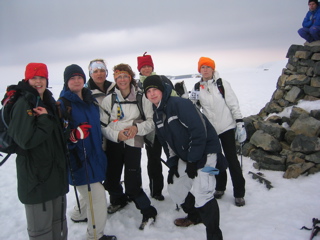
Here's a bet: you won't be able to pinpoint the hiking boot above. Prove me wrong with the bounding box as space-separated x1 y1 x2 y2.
214 191 224 199
152 194 165 201
99 235 117 240
235 197 245 207
142 205 157 222
174 216 201 227
70 206 88 223
107 202 127 214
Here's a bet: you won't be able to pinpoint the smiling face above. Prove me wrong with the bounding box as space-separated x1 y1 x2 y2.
146 87 163 107
67 75 84 94
140 65 153 77
115 73 131 91
28 76 47 98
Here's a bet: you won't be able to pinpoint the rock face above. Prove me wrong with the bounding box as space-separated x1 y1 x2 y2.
242 43 320 179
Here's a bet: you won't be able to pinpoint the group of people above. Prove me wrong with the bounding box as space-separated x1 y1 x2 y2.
7 53 247 240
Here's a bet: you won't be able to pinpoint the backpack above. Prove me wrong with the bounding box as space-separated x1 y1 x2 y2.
0 85 26 166
108 90 155 146
193 78 225 108
110 90 145 121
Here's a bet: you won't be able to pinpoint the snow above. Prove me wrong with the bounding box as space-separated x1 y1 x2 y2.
1 59 320 240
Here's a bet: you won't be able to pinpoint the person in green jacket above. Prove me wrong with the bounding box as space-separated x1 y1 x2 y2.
8 63 69 240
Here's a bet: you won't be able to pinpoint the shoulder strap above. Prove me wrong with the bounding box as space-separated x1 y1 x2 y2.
194 82 200 91
136 91 145 120
216 78 225 99
57 97 72 128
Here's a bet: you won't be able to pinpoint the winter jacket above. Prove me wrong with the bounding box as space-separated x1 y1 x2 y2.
100 85 154 148
85 78 116 150
302 6 320 28
153 83 221 169
191 71 243 135
59 87 107 186
85 78 115 105
8 81 69 204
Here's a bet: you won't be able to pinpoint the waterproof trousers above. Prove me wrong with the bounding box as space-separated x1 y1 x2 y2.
25 195 67 240
298 26 320 43
104 140 152 213
77 182 107 240
168 154 223 240
145 135 164 197
215 129 245 198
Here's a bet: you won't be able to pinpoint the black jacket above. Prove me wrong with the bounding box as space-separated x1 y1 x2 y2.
153 83 222 169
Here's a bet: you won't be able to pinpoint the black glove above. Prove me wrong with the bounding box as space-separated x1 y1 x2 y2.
185 162 198 179
167 165 180 184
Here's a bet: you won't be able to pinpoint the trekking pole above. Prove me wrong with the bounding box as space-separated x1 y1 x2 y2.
66 148 81 214
82 141 97 240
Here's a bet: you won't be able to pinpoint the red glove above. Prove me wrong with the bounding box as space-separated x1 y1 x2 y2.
69 122 92 143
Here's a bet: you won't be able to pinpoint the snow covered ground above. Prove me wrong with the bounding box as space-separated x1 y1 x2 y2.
1 59 320 240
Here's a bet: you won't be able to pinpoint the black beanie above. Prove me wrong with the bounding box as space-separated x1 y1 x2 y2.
143 75 164 97
309 0 319 5
64 64 86 86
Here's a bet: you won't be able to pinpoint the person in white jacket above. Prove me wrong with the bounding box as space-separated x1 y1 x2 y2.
100 63 157 227
190 57 247 207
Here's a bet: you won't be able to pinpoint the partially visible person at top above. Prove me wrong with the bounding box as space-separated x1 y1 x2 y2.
100 63 157 229
298 0 320 43
190 57 247 207
143 75 224 240
59 64 116 240
7 63 69 239
70 59 116 224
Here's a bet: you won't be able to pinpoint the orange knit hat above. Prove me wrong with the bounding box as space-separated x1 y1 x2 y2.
198 57 215 73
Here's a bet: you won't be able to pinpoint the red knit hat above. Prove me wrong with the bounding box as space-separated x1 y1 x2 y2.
198 57 215 73
24 63 48 81
137 52 154 72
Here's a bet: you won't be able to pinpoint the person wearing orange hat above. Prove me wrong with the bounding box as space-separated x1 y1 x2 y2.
7 63 69 239
190 57 247 207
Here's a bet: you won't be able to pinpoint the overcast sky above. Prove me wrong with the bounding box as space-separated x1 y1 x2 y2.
0 0 306 87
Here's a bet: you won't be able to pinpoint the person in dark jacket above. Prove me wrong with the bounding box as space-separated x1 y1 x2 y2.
70 59 116 223
143 75 223 240
8 63 69 240
59 64 116 240
298 0 320 43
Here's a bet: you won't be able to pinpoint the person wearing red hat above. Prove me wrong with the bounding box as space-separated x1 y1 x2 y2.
8 63 69 239
298 0 320 43
190 57 247 207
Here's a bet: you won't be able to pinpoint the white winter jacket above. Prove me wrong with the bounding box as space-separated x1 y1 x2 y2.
190 71 243 135
100 85 155 148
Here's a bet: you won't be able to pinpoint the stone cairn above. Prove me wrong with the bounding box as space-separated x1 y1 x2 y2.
242 43 320 179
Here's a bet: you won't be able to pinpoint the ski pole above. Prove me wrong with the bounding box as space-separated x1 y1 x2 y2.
82 141 97 240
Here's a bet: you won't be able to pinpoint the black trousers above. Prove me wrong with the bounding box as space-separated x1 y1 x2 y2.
145 135 164 197
104 140 151 212
181 193 223 240
215 129 246 198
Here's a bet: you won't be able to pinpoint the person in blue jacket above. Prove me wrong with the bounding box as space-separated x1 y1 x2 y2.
298 0 320 43
143 75 223 240
59 64 116 240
